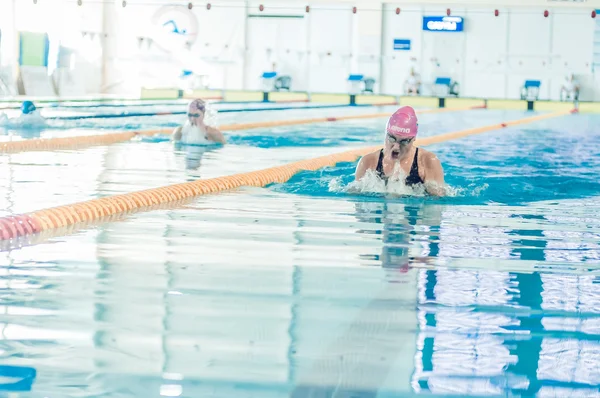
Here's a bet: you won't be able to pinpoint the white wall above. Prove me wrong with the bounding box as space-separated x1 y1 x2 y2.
0 0 599 99
307 2 353 93
381 5 597 100
0 0 104 95
0 0 16 95
102 1 247 93
194 2 247 90
462 8 509 99
244 3 308 91
0 0 16 68
60 1 104 95
381 5 422 96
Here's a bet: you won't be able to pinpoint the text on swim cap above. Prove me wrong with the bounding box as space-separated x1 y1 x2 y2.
389 125 412 134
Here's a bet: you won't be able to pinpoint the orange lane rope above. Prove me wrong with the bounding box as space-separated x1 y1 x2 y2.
0 109 573 245
0 106 477 154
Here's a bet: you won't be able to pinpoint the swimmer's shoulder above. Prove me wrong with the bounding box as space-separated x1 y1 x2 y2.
205 125 226 144
360 149 381 168
355 149 380 180
416 147 444 183
417 148 442 169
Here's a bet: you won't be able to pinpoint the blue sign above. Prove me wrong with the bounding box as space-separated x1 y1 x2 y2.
422 16 464 32
393 39 411 51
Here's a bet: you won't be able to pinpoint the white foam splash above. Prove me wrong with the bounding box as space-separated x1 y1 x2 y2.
329 164 488 199
203 102 218 126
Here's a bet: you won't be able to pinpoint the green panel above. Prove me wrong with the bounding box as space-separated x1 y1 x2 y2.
19 31 49 67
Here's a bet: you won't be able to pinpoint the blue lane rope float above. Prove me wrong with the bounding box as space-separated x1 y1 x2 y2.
0 365 37 392
42 104 370 120
0 99 310 111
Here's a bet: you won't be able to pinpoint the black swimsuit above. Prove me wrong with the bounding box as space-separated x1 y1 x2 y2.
375 148 424 186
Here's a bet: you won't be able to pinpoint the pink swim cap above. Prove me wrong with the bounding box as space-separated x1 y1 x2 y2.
386 106 418 138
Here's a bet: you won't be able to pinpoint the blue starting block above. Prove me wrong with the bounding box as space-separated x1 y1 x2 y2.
348 74 364 105
261 71 278 101
348 74 364 82
521 79 541 110
434 77 452 86
347 74 376 104
262 72 277 79
433 77 459 107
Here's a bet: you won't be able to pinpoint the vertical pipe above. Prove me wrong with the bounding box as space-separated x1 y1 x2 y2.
11 0 19 89
305 3 311 99
504 8 511 99
378 4 385 95
242 0 250 91
548 9 554 100
101 0 112 93
350 5 358 76
420 5 426 96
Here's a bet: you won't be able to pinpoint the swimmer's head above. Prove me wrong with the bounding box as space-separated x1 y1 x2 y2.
386 106 418 139
21 101 37 115
187 98 206 125
385 106 417 159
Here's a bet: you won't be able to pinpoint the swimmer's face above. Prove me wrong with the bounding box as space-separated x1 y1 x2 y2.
385 133 413 159
187 108 204 125
187 100 206 126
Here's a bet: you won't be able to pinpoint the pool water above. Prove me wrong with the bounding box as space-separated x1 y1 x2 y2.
0 104 599 397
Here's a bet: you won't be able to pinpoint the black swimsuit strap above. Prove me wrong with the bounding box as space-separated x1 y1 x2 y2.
406 148 423 186
410 148 419 176
376 149 385 178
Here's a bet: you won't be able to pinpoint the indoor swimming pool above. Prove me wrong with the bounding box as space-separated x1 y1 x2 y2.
0 103 599 397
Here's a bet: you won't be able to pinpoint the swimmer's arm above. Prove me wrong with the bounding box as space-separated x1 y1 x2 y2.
206 126 226 145
172 126 182 141
423 154 446 197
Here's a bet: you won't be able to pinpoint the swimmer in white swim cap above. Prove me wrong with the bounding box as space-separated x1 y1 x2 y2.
172 99 226 145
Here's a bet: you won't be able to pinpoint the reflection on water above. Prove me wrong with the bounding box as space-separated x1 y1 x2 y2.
1 191 599 397
173 142 219 171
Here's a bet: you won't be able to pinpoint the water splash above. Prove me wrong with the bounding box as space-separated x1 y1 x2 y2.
329 168 488 200
204 102 218 127
0 112 47 129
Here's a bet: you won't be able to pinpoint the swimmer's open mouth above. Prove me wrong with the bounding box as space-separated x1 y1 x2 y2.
391 150 400 159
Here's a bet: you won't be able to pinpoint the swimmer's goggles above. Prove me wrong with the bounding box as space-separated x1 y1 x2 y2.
187 104 206 118
386 134 413 146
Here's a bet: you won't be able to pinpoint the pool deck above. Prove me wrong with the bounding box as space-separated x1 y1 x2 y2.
137 88 600 113
2 89 598 113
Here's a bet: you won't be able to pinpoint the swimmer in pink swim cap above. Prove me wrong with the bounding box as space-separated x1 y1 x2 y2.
172 98 226 145
355 106 446 196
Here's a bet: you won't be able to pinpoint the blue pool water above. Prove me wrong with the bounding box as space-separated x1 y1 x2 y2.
0 104 599 397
